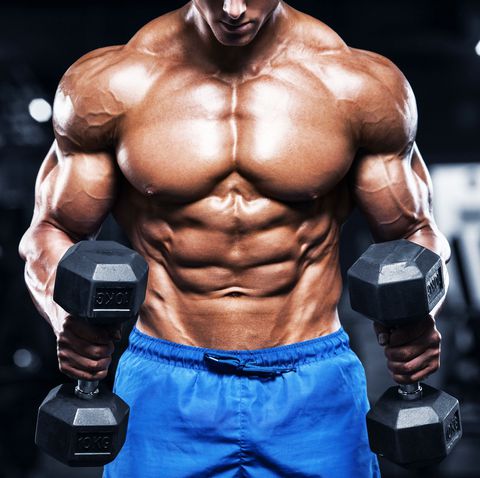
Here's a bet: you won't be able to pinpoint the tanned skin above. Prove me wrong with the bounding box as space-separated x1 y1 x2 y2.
19 0 450 386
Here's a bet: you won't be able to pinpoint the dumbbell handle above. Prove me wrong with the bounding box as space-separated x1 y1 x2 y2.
75 380 100 400
398 382 422 401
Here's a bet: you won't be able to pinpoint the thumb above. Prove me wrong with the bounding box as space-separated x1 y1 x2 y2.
373 322 391 346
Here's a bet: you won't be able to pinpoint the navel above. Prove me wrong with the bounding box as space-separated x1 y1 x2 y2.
224 292 246 298
145 186 155 197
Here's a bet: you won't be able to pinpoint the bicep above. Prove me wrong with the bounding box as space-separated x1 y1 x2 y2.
32 141 117 240
351 143 434 241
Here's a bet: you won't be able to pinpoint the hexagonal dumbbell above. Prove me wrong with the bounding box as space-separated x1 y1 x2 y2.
35 241 148 466
348 239 462 468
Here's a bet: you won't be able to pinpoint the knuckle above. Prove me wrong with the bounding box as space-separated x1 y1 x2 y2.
88 359 102 371
432 332 441 346
88 358 109 372
95 370 108 380
57 350 69 361
391 360 412 374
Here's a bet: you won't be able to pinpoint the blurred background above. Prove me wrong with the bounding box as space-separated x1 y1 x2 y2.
0 0 478 477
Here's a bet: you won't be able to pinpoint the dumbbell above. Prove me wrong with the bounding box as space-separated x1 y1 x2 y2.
348 239 462 468
35 241 148 466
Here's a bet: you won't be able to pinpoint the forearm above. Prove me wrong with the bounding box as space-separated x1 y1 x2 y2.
404 223 451 264
19 221 76 335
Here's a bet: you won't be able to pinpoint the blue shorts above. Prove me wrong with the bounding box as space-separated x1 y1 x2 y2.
104 327 380 478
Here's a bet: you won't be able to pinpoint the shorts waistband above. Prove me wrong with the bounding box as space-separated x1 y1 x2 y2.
127 327 351 373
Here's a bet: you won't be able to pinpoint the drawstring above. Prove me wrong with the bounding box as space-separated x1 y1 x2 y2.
204 353 296 378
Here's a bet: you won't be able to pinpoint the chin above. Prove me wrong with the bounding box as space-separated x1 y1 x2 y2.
213 29 257 47
218 37 254 47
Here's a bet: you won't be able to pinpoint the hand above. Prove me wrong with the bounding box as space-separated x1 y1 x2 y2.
56 315 122 381
374 315 441 384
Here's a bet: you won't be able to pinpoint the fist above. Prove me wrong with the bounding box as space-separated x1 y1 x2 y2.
56 315 121 381
375 315 441 384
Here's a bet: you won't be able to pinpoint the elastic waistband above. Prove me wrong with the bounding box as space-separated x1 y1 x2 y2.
127 327 351 372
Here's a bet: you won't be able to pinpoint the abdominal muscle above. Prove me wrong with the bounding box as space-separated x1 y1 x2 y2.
115 182 345 350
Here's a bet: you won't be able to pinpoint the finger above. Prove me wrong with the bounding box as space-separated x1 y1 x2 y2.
373 323 391 346
58 333 114 360
63 318 115 344
384 327 441 362
59 361 109 381
387 348 440 376
388 316 435 347
59 348 111 375
392 362 439 384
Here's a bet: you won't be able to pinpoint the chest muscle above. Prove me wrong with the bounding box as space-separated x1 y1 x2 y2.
116 72 354 202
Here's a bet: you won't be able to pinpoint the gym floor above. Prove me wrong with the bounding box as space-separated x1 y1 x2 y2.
1 1 479 477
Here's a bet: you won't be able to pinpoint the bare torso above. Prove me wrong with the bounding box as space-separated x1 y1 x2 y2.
25 2 441 351
112 6 358 348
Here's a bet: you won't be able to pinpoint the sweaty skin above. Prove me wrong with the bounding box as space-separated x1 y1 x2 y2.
20 1 450 384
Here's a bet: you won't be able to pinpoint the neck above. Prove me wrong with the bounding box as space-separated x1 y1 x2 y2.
183 2 290 73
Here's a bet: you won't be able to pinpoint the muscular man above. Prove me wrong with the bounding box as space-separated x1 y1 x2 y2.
20 1 450 476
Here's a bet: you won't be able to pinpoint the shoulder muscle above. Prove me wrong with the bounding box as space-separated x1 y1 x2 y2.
53 45 157 153
350 49 418 154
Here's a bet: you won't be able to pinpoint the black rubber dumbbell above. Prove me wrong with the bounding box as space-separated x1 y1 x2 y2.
35 241 148 466
348 239 462 468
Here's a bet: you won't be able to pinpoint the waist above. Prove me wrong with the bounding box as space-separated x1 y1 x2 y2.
137 294 342 349
126 326 350 371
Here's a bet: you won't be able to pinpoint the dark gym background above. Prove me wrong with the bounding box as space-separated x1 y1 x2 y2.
0 1 479 477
